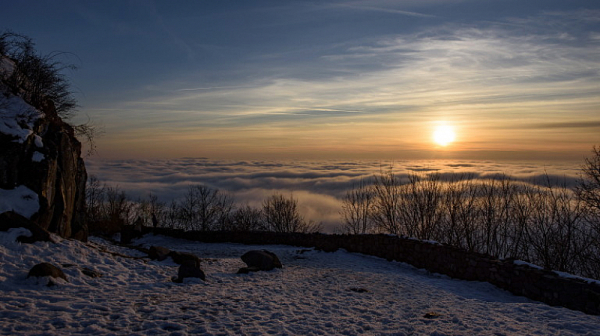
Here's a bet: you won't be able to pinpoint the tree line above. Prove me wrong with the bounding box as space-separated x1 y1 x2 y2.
85 179 321 237
87 147 600 279
340 146 600 279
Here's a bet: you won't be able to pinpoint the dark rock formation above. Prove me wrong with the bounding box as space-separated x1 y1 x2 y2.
148 246 171 261
174 260 206 282
0 89 87 241
0 211 53 243
169 251 201 266
27 262 68 284
240 250 282 271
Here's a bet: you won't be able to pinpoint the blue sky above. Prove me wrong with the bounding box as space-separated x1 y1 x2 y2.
1 0 599 160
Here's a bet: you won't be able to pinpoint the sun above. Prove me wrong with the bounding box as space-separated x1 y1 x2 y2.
433 125 456 147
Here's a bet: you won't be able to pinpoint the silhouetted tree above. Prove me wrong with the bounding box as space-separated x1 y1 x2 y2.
341 179 375 234
231 204 264 231
262 193 320 233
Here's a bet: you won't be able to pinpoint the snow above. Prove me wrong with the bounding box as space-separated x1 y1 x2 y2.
513 260 544 270
32 151 45 162
34 134 43 147
552 271 600 286
0 185 39 218
512 260 600 285
0 90 42 143
0 233 599 335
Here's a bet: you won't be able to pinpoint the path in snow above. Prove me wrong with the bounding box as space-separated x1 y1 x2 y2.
0 230 599 335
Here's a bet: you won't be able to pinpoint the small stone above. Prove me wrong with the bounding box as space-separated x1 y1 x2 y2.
28 263 68 285
237 266 261 274
81 267 102 278
423 312 441 319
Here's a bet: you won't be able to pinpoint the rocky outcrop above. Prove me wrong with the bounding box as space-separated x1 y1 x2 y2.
0 56 87 241
0 211 53 243
240 250 283 272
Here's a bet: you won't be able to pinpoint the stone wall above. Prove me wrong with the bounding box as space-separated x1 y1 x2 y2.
152 228 600 315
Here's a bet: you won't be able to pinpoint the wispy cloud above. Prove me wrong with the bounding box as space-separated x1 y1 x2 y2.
334 3 436 18
91 8 600 159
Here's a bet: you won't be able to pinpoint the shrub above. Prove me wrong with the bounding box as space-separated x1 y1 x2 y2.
0 31 77 119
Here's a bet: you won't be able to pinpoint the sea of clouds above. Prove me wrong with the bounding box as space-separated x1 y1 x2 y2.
87 158 582 232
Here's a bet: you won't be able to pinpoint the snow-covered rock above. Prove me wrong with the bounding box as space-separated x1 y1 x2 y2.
0 185 39 218
0 57 87 241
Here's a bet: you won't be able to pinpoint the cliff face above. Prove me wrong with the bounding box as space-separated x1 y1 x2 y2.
0 56 87 241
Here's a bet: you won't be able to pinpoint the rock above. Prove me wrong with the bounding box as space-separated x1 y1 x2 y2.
148 246 171 261
0 211 53 243
169 251 201 266
81 267 102 278
27 262 67 285
241 250 282 271
175 260 206 282
348 287 369 293
237 266 261 274
0 77 87 241
423 312 442 319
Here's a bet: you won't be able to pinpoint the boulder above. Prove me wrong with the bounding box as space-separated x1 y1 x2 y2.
174 260 206 282
27 262 67 285
241 250 282 271
0 211 53 243
169 251 201 266
148 246 171 261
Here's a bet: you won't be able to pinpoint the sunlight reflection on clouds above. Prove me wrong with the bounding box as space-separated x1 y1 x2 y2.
87 159 581 232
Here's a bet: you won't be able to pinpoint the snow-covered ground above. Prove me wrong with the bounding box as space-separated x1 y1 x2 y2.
1 231 599 336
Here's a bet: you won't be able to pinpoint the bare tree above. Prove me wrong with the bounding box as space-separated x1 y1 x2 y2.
85 175 105 225
400 173 444 240
231 204 264 231
441 175 480 251
577 146 600 225
340 179 375 234
179 185 233 231
262 193 320 233
104 185 131 226
370 167 403 234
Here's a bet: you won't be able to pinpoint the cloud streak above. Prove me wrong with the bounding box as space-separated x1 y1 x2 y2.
91 8 600 159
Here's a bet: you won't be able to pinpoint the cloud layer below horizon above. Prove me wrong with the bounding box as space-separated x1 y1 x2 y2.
87 158 582 232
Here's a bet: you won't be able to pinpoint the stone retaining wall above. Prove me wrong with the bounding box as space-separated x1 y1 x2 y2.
151 228 600 315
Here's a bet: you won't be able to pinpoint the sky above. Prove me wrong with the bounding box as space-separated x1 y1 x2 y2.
1 0 599 161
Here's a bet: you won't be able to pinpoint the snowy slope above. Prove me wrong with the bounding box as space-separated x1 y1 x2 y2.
0 231 599 335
